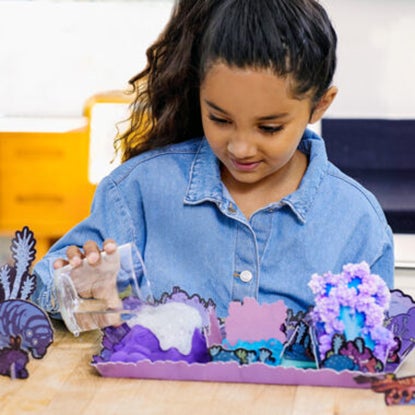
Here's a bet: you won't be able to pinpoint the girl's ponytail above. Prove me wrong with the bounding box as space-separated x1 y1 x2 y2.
119 0 220 161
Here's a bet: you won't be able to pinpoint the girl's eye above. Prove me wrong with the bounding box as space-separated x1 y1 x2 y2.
259 125 284 134
208 114 231 125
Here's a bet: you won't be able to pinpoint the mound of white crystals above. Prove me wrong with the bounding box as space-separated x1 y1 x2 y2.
128 302 203 355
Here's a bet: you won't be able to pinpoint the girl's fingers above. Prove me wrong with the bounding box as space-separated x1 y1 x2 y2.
83 240 101 265
60 240 117 269
53 258 69 269
66 245 84 267
103 239 117 254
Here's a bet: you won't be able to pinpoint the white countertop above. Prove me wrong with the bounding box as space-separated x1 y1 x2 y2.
0 116 87 133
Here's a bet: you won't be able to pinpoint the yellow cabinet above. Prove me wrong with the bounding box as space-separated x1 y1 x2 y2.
0 90 133 261
0 122 96 260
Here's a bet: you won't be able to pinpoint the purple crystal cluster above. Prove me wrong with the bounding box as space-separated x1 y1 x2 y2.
93 323 210 365
309 262 395 363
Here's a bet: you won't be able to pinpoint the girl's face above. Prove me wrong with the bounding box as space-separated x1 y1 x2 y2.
200 63 333 192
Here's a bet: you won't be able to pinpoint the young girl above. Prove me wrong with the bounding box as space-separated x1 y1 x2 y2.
33 0 394 320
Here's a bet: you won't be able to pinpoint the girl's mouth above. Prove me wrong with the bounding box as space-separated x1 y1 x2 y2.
231 158 261 172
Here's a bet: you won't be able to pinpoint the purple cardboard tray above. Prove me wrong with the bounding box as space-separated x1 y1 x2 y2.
93 358 383 388
91 287 415 389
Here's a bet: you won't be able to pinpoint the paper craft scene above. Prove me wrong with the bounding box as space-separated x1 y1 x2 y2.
1 1 415 414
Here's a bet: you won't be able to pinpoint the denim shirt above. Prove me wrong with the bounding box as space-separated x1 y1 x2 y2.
33 129 394 317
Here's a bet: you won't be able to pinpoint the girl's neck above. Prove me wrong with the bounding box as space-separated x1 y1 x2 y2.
221 150 308 219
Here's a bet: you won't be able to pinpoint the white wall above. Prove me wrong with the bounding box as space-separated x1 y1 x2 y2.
0 0 414 119
321 0 415 119
0 1 174 117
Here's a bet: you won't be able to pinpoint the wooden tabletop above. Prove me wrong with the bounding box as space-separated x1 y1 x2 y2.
1 320 414 415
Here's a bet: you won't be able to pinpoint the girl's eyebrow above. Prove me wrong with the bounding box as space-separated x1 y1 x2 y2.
204 99 289 121
204 99 228 114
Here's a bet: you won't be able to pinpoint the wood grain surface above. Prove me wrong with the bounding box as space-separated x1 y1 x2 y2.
1 320 414 415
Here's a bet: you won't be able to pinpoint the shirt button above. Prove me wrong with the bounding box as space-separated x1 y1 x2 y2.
240 270 253 283
228 203 237 214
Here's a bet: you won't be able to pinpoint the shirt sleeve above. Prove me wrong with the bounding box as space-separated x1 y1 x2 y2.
32 175 142 314
369 223 395 289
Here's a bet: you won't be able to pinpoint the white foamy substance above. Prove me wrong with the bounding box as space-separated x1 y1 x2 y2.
128 302 203 355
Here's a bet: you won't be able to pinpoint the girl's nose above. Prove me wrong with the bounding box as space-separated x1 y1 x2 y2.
227 135 256 159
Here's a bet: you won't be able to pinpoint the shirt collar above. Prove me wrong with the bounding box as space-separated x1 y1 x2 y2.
184 138 224 204
281 129 329 223
184 129 329 222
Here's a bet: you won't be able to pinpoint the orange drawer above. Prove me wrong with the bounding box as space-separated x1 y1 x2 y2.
0 130 88 169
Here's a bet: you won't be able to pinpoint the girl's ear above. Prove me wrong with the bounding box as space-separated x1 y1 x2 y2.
309 86 338 124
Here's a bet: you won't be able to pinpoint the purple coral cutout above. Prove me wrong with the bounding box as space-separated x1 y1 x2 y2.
0 227 54 379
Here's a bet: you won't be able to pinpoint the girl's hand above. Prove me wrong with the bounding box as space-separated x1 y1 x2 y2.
54 239 122 331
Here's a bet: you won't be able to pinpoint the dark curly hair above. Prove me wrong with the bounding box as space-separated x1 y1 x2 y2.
118 0 337 161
